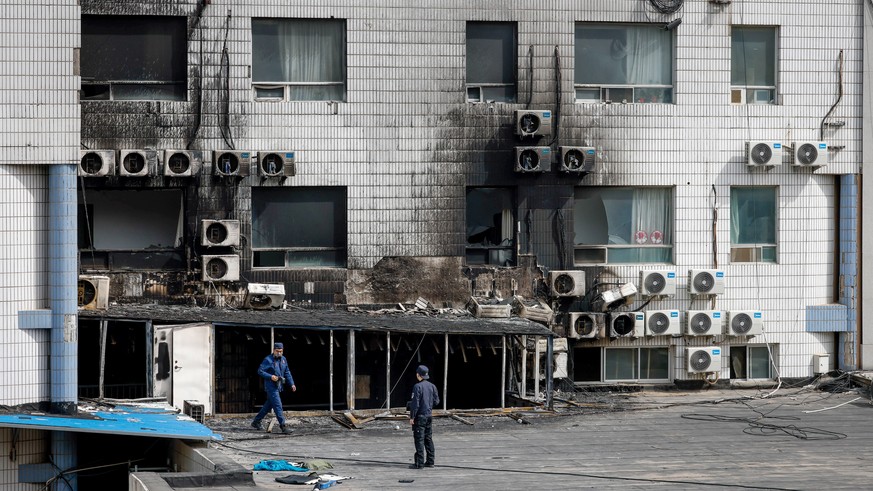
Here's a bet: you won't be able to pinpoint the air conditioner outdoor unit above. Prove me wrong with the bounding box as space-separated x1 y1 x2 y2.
202 255 240 282
258 151 296 177
726 310 763 336
639 270 677 297
78 275 109 310
791 141 828 168
558 146 595 174
607 312 643 338
549 270 585 297
214 151 252 177
78 150 116 177
514 110 552 137
515 147 550 173
687 346 722 373
645 310 681 336
244 283 286 310
685 310 723 336
746 141 782 167
183 400 205 424
118 149 152 177
163 150 206 177
568 312 605 339
688 269 725 296
201 219 240 247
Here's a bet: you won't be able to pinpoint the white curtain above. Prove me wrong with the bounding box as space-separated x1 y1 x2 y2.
631 189 671 244
626 27 668 85
501 208 513 245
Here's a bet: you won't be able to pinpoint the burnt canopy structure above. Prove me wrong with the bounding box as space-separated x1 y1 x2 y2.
79 305 554 415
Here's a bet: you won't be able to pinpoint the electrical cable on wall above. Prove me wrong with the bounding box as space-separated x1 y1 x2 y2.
710 184 718 268
556 208 566 270
218 10 236 150
525 45 534 109
819 49 843 141
549 45 561 147
186 1 208 150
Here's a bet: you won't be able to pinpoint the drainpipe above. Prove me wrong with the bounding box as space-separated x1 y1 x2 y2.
49 164 78 490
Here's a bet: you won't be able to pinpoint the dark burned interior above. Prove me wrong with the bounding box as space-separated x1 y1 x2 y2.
79 308 552 414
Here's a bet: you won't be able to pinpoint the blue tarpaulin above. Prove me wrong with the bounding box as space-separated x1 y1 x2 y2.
0 403 222 441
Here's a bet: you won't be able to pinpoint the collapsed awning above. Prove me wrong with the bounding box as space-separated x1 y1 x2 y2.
0 403 221 441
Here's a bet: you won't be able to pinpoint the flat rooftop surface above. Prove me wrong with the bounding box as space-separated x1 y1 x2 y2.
208 384 873 490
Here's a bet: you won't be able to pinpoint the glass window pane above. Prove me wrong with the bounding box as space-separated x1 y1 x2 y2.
253 251 285 268
731 187 776 245
730 346 748 379
287 250 347 268
749 346 773 378
640 348 669 379
466 22 516 85
608 247 672 264
112 83 186 101
731 27 776 86
605 348 637 380
575 24 672 86
252 19 346 85
574 188 672 246
82 16 186 84
78 189 184 250
252 187 347 248
255 86 285 99
467 188 514 248
482 85 517 103
288 84 345 101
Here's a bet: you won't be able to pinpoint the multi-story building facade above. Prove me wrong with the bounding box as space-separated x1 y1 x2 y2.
2 0 872 488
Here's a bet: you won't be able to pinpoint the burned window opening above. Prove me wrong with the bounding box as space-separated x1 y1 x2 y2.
78 189 186 271
466 22 517 103
466 187 516 266
445 335 504 409
76 434 169 490
81 15 187 101
79 320 150 400
251 187 348 268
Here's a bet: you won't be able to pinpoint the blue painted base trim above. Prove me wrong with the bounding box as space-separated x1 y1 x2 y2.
18 309 52 329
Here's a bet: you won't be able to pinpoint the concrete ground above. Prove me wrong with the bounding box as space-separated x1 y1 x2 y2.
208 382 873 490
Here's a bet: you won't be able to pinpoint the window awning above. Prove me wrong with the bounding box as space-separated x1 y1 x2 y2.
0 403 221 441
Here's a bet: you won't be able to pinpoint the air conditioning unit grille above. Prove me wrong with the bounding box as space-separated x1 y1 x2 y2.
647 313 670 334
644 273 666 294
122 153 145 174
612 314 635 336
689 313 712 334
216 152 239 175
750 143 772 165
554 274 578 295
518 149 540 171
81 153 104 175
519 113 540 134
693 272 715 293
689 350 712 371
796 143 818 165
731 313 754 334
575 315 595 337
78 280 97 306
168 153 191 174
261 153 283 175
206 258 229 279
205 223 228 245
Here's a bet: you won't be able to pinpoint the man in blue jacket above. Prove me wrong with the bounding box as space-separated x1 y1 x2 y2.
251 342 296 434
408 365 439 469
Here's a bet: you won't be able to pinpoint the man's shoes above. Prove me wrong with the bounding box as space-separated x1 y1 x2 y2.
408 464 422 469
251 421 263 430
424 463 435 468
280 425 293 434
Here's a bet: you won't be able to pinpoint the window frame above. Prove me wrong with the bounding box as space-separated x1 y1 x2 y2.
80 15 188 102
251 18 348 102
730 26 779 105
250 186 348 269
729 345 776 380
574 22 675 104
603 347 671 382
465 187 517 267
573 186 674 265
465 21 518 103
730 186 778 263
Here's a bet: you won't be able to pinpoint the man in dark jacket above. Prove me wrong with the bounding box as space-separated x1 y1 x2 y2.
408 365 439 469
251 342 296 434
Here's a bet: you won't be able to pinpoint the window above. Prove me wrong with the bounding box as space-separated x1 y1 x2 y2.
731 26 777 104
595 347 670 381
466 187 515 266
466 22 517 103
573 187 673 264
81 16 187 101
252 18 347 101
574 23 673 103
78 189 186 270
252 187 347 267
731 187 776 262
729 345 775 379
